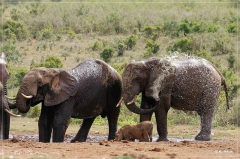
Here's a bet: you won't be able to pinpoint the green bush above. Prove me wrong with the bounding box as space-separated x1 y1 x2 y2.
162 21 179 37
112 62 128 75
31 55 63 68
106 12 123 34
227 23 237 33
207 24 218 33
227 53 236 69
7 67 28 89
143 26 155 37
26 105 41 118
45 56 63 68
2 20 29 41
36 25 54 40
0 42 19 62
145 39 160 54
171 37 193 53
179 19 201 35
100 47 114 62
91 41 101 51
124 34 138 50
211 39 233 55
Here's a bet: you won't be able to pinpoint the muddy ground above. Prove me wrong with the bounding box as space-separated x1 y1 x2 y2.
1 132 239 159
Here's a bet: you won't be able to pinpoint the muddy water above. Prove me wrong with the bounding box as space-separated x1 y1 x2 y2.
9 133 198 142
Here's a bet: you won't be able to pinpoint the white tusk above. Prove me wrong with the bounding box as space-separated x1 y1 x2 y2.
21 93 33 99
127 95 138 105
116 97 123 107
4 109 21 117
5 95 16 100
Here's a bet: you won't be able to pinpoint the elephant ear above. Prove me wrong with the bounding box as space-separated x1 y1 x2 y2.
44 70 78 106
145 59 175 101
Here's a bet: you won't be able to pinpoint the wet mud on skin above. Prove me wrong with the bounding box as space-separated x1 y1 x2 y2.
1 132 239 159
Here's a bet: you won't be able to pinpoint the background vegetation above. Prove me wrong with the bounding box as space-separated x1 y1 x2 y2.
1 0 239 129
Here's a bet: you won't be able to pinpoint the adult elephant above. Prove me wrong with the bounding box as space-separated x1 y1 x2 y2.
0 53 20 140
121 56 229 141
15 58 122 142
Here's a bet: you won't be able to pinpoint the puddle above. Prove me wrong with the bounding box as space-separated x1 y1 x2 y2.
9 133 230 143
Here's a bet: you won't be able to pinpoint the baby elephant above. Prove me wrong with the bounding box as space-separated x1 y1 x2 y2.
115 121 153 142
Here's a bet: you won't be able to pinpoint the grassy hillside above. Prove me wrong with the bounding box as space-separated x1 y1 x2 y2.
1 0 239 127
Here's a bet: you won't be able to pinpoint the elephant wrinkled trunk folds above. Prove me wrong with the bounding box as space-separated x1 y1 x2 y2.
16 88 31 113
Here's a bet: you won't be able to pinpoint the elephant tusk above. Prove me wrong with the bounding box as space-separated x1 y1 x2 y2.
21 93 33 99
127 95 138 105
4 109 21 117
5 95 16 100
116 97 123 107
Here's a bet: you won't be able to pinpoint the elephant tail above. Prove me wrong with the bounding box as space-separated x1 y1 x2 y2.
221 78 230 112
204 59 230 111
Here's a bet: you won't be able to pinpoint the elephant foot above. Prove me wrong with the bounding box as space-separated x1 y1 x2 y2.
156 137 169 142
195 133 211 141
70 137 86 143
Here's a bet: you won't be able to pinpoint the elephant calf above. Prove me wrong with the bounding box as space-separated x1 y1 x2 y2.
115 121 153 142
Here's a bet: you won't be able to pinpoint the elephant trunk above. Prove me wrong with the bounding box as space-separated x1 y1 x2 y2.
16 87 30 113
123 93 156 114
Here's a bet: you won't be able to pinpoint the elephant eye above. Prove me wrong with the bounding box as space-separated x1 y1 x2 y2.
38 81 43 87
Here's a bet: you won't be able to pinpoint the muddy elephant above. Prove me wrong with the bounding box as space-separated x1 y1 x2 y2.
14 58 122 142
121 56 229 141
0 53 19 139
115 121 153 142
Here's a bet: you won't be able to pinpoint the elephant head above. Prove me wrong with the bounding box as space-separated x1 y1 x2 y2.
122 57 175 114
16 67 78 113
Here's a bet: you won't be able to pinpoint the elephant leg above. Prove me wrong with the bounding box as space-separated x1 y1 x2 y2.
0 111 10 139
107 107 120 140
155 97 171 142
38 104 54 142
71 117 96 142
52 102 73 142
195 107 214 141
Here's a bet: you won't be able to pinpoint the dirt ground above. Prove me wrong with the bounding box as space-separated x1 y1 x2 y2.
1 131 239 159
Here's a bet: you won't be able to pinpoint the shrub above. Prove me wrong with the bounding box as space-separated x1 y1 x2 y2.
45 56 63 68
0 42 19 62
172 37 193 53
100 47 114 62
179 19 201 35
112 62 128 75
91 41 101 51
162 21 179 37
211 39 233 55
143 26 155 37
7 67 27 88
106 12 123 34
36 25 54 40
143 26 161 40
124 34 138 50
31 55 63 68
145 39 160 54
227 23 237 33
26 105 41 118
10 8 20 21
2 20 29 41
207 24 218 33
227 53 236 69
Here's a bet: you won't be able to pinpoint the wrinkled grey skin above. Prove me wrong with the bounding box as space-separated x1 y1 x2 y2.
122 56 229 141
115 121 153 142
15 59 122 142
